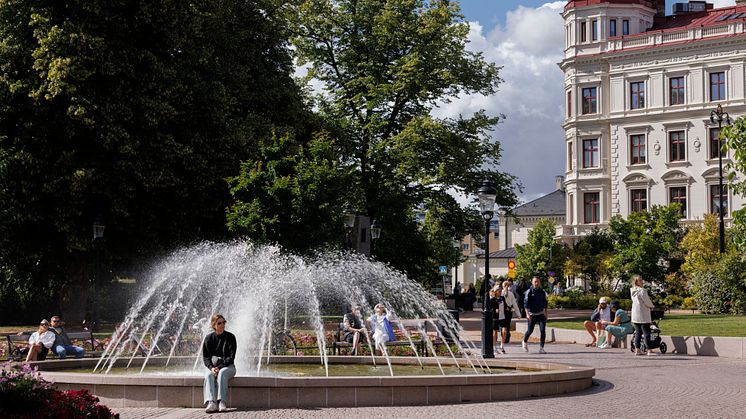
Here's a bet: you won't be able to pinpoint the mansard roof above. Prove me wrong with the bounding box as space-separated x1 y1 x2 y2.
512 189 566 217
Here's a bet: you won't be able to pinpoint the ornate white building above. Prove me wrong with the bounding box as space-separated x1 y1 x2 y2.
560 0 746 243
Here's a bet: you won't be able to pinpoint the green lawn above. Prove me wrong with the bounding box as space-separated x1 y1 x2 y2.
547 314 746 337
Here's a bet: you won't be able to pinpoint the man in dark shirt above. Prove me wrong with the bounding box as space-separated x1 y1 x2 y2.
343 306 366 355
522 277 548 354
50 315 85 358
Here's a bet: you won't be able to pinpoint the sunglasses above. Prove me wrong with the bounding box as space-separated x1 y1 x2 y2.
216 321 226 325
40 323 49 326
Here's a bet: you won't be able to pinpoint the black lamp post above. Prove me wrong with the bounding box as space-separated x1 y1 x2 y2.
370 219 381 256
92 220 105 333
710 104 731 254
477 179 497 358
343 204 355 250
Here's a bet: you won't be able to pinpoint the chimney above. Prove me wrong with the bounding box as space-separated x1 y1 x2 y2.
555 175 565 192
654 0 666 17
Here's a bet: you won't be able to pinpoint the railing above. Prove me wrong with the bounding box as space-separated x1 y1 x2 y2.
598 21 744 55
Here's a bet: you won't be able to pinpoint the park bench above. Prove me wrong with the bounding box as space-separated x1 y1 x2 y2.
3 330 104 361
331 322 427 356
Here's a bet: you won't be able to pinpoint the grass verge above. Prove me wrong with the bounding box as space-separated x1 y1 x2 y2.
546 314 746 337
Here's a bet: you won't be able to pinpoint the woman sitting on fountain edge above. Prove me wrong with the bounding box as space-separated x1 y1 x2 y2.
202 314 237 413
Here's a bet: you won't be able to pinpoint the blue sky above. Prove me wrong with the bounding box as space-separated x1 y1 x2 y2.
460 0 551 29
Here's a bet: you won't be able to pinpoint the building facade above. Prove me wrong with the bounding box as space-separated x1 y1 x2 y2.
560 0 746 243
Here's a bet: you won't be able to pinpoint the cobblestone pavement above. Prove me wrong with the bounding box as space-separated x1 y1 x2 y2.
113 342 746 419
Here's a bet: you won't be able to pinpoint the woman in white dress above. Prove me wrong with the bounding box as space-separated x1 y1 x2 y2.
369 304 394 355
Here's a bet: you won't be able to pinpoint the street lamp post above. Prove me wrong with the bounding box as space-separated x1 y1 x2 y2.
92 220 105 333
477 179 497 358
370 219 382 256
710 104 731 254
343 205 356 250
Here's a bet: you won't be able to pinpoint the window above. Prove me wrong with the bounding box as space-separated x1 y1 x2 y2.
609 19 617 37
669 131 686 162
581 21 587 42
669 187 687 217
630 189 647 213
583 139 599 168
630 134 646 165
710 72 725 101
592 20 598 41
584 192 600 224
669 77 685 105
622 20 629 35
567 91 572 118
461 243 469 250
710 127 722 159
568 141 573 170
630 81 645 109
582 87 597 114
710 184 728 216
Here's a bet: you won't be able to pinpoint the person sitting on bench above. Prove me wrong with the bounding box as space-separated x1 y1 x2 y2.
598 300 633 349
343 305 366 355
369 303 394 355
26 319 55 362
50 315 85 358
583 297 611 347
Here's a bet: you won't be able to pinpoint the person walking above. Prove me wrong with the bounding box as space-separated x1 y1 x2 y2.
500 280 520 347
202 314 237 413
630 274 657 356
522 276 548 354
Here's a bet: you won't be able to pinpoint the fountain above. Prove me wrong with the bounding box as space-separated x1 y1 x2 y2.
35 241 594 408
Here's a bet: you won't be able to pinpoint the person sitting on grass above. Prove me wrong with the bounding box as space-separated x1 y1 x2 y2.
599 300 633 349
26 319 55 362
583 297 611 347
343 305 366 355
49 316 85 359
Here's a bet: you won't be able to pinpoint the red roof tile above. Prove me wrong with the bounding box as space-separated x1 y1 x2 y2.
651 5 746 32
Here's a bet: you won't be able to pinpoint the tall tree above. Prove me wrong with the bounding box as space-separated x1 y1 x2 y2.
564 228 614 292
515 219 566 282
0 0 307 321
607 205 685 285
722 118 746 255
286 0 518 281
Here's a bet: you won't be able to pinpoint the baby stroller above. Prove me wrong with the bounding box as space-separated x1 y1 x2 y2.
630 308 667 354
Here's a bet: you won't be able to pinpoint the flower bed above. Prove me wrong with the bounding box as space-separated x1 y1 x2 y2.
0 362 118 418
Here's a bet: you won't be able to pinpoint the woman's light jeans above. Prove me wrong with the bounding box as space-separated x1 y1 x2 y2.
203 365 236 403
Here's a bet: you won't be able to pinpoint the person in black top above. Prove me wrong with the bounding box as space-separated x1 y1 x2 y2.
343 306 366 355
202 314 237 413
522 277 549 354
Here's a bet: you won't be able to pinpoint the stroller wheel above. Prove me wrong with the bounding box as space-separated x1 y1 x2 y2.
659 342 667 354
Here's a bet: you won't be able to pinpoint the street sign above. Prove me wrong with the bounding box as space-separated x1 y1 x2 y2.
507 260 515 270
508 270 516 279
439 265 448 274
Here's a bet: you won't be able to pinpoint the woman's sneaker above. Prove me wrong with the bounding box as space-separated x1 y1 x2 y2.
218 401 228 412
522 341 529 352
205 401 218 413
538 347 546 354
599 343 611 349
499 346 506 354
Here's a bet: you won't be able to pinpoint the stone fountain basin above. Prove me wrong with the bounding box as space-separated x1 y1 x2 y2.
37 356 594 408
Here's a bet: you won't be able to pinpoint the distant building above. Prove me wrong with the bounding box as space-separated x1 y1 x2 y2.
560 0 746 244
453 177 566 287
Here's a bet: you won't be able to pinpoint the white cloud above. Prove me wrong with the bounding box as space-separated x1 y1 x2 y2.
711 0 736 8
436 2 567 204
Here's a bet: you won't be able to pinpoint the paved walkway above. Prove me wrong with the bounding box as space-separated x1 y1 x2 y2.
113 311 746 418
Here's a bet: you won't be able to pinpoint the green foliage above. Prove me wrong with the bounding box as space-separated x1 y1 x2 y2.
607 205 685 285
515 219 566 281
681 297 698 311
661 295 684 309
0 0 307 319
564 228 614 292
680 214 723 278
286 0 518 283
226 132 347 252
722 118 746 256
